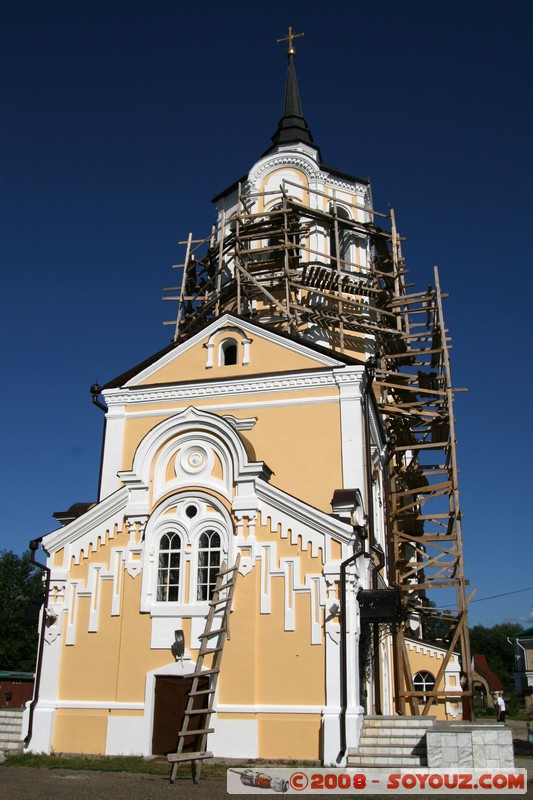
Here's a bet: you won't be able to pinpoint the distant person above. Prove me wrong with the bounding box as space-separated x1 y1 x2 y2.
495 692 506 723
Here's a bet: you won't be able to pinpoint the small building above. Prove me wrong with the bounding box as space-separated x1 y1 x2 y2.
511 627 533 708
0 672 35 709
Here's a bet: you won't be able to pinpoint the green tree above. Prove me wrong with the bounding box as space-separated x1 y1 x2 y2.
0 550 45 672
469 622 524 690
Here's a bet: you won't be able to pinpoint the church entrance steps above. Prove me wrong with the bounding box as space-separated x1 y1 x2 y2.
347 715 436 768
0 709 24 757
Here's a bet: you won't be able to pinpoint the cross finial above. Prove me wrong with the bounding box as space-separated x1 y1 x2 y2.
277 26 304 56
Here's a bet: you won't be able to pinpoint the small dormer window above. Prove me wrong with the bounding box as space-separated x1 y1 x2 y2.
220 338 238 366
205 326 251 368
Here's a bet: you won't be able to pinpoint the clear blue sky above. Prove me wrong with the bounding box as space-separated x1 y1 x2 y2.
2 1 532 628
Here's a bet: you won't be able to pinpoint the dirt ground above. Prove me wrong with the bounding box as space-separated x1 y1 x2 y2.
0 764 531 800
0 720 530 800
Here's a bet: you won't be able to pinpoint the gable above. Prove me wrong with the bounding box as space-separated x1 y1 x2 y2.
124 314 348 388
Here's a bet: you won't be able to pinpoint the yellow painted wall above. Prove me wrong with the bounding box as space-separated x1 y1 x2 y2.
219 569 258 705
405 644 461 721
245 401 341 512
259 714 321 760
120 397 342 515
136 330 330 387
407 646 447 675
53 709 108 754
59 587 122 700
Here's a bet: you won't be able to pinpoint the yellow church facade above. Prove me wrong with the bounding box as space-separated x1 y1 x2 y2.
29 315 393 763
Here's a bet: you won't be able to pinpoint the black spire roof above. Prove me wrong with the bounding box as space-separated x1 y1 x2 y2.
264 51 319 157
212 34 370 204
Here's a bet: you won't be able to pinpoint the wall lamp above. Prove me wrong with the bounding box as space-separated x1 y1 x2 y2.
171 630 185 664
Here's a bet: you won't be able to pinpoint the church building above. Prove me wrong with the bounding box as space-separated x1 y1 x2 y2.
26 31 470 767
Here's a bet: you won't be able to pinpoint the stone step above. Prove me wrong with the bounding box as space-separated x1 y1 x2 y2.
0 729 23 741
1 739 23 751
360 734 426 746
0 719 23 729
361 726 427 741
0 709 24 755
357 742 426 756
363 716 435 728
347 715 434 769
347 754 426 767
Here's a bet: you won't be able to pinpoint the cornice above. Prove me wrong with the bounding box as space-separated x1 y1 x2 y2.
322 173 369 197
249 151 321 186
333 366 366 390
42 487 129 554
104 368 364 407
256 480 355 547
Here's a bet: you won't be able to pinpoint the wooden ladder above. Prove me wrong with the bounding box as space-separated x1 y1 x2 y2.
168 555 240 784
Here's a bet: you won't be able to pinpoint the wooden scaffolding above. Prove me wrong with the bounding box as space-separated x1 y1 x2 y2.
163 182 473 716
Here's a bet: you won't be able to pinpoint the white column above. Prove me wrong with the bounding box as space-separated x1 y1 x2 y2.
334 368 366 491
25 596 64 753
322 569 342 765
99 398 125 500
344 566 364 752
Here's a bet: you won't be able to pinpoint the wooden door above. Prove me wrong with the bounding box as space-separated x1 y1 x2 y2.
151 675 208 755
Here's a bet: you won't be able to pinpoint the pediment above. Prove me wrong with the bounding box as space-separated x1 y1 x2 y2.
123 314 350 388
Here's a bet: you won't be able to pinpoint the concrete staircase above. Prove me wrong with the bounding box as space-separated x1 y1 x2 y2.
347 715 436 768
0 709 24 758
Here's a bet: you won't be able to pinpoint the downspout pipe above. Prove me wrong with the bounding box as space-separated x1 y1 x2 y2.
362 362 385 715
24 537 51 748
338 537 365 761
383 447 403 714
90 383 107 501
90 382 107 412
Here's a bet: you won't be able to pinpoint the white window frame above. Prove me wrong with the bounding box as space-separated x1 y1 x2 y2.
153 523 186 606
219 337 238 366
413 670 436 704
195 528 223 601
141 494 232 616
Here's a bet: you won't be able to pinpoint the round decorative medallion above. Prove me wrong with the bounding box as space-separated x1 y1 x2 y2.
177 445 209 476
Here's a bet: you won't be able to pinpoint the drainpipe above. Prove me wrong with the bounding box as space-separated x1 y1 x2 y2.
24 537 51 748
383 449 403 714
339 537 365 760
90 383 107 501
362 364 385 715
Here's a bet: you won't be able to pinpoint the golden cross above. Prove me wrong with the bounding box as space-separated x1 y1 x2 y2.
277 26 304 56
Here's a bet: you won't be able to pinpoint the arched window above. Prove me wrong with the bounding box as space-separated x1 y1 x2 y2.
157 533 181 602
330 205 352 267
265 201 299 264
413 670 436 704
220 338 238 366
197 530 222 601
